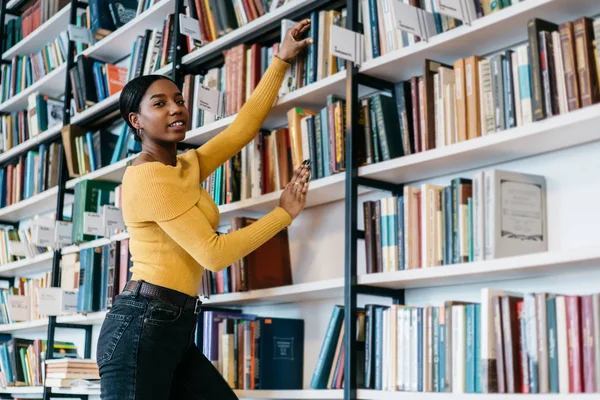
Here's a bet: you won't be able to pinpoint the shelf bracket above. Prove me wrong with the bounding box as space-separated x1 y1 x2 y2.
357 285 405 304
357 177 403 195
357 73 395 93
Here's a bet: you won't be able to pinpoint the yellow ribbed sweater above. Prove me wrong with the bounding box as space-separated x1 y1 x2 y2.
121 56 292 297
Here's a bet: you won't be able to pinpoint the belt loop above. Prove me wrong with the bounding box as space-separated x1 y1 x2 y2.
132 280 144 297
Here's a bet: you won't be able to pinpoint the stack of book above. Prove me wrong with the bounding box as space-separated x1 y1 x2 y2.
44 358 99 388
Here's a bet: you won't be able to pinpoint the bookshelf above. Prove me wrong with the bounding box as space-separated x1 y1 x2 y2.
0 0 597 399
1 3 73 60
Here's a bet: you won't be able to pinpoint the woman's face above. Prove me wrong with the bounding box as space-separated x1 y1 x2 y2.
130 79 190 144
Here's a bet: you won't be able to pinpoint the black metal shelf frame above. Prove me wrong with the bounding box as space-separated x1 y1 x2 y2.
0 0 409 398
342 1 405 399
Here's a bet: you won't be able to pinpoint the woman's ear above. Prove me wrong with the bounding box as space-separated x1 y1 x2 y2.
129 113 140 130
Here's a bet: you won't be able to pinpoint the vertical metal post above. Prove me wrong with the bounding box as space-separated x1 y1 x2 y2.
344 0 359 399
43 2 80 399
84 325 93 358
171 0 186 87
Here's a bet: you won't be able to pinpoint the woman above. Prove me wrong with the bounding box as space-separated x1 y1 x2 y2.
96 20 313 400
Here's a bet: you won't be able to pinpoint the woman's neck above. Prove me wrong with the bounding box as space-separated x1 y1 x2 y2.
140 141 178 167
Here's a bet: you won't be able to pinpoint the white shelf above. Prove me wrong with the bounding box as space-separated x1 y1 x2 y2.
82 0 174 63
0 63 66 113
217 172 348 223
360 0 600 82
57 311 108 325
182 0 311 66
358 246 600 290
359 102 600 185
66 153 139 189
2 4 72 61
0 124 63 165
203 278 345 306
0 318 48 333
234 390 343 399
356 391 599 399
0 186 74 223
61 232 130 255
0 252 54 278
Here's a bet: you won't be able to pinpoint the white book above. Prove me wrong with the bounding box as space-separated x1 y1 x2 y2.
403 308 411 390
555 296 569 393
472 171 485 262
397 307 405 391
483 169 547 260
511 51 522 127
411 308 419 391
452 305 466 393
478 59 495 135
390 305 398 391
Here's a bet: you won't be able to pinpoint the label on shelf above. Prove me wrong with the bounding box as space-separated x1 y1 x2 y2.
68 24 94 44
83 212 103 236
197 84 225 118
330 25 365 66
179 14 203 45
38 288 78 316
6 295 30 322
103 205 125 236
435 0 477 24
55 221 73 248
391 1 438 41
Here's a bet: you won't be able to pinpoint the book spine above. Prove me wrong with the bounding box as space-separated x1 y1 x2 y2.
566 296 582 393
581 295 596 393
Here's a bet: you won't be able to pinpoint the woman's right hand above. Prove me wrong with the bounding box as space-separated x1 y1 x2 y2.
279 160 311 220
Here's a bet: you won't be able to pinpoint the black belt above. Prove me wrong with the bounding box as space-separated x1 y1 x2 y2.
123 280 202 314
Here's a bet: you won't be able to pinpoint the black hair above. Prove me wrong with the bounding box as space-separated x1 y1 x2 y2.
119 74 180 142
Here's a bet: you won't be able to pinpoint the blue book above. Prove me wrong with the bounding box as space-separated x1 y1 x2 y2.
397 196 405 270
433 307 440 392
474 304 481 393
439 308 446 392
374 306 385 390
320 108 330 177
466 304 476 393
310 305 344 389
256 317 304 389
547 297 559 393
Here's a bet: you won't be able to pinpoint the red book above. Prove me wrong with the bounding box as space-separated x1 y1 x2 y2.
567 295 583 393
516 300 530 393
581 295 596 393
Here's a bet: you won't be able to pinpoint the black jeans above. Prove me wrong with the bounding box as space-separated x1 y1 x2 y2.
96 283 238 400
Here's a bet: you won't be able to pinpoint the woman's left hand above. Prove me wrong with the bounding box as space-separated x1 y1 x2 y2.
277 18 313 63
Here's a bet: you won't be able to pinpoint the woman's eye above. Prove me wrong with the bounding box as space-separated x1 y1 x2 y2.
177 100 185 105
154 102 164 107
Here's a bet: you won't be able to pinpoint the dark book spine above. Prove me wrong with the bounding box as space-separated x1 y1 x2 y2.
547 297 559 393
374 306 383 390
503 50 516 129
364 305 374 388
493 296 506 393
374 200 383 273
502 296 521 393
491 54 505 131
528 19 558 121
574 17 600 107
363 201 374 274
559 22 581 111
411 77 421 153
